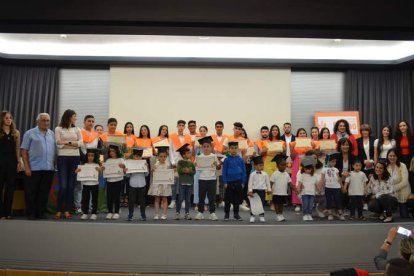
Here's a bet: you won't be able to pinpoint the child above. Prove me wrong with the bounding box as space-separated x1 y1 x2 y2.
319 153 346 221
102 143 126 220
247 156 271 223
126 147 149 221
195 136 220 220
148 146 173 220
344 159 368 220
270 155 292 222
76 148 102 220
222 141 246 221
297 157 319 221
176 143 196 220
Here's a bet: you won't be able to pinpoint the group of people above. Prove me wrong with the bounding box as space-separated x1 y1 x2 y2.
1 109 414 223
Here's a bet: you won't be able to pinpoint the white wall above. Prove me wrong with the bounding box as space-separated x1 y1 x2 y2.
109 67 291 140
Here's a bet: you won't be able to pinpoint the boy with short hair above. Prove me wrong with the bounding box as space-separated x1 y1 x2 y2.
344 159 368 220
176 143 196 220
222 141 246 221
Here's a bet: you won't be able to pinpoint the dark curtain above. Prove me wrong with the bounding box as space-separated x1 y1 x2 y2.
0 65 59 134
344 70 413 137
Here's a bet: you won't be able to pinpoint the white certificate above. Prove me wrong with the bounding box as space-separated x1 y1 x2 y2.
267 141 283 152
237 139 248 150
153 169 175 184
246 147 256 156
103 162 124 178
76 165 99 182
153 139 170 148
319 139 337 151
295 138 312 148
142 147 153 158
107 135 126 145
125 159 148 173
196 155 216 169
249 193 265 216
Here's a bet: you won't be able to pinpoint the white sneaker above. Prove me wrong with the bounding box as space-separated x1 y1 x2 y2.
153 215 160 220
75 208 83 215
339 214 346 221
363 203 368 211
80 214 88 220
328 214 334 221
294 206 301 212
303 215 308 221
279 215 286 221
249 216 255 223
209 213 218 221
181 201 185 209
90 214 97 220
168 201 176 209
307 215 313 221
105 213 113 220
239 204 250 212
112 213 120 220
219 202 225 208
276 215 282 222
316 208 326 218
195 212 204 220
259 216 266 223
160 215 167 220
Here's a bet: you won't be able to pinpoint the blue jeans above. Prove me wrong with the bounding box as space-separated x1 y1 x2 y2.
57 156 80 212
176 185 192 214
301 195 315 215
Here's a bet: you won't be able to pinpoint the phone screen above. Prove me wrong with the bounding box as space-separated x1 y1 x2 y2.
397 227 412 237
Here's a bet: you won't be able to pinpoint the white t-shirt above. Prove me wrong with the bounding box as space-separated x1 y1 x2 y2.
270 170 291 195
104 158 125 182
79 163 99 186
197 153 219 180
322 167 341 189
374 139 396 159
345 171 368 196
298 173 318 195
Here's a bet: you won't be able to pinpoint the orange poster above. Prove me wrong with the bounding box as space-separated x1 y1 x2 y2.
314 111 361 138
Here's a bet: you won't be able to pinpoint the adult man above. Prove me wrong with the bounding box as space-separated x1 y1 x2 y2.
212 121 229 206
21 113 56 220
187 120 198 141
281 122 296 158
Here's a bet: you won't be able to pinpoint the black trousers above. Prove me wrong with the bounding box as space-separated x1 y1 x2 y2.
24 170 54 218
368 194 398 217
198 179 216 213
0 160 17 217
81 185 98 214
224 181 243 215
349 195 364 217
128 186 146 216
107 180 123 213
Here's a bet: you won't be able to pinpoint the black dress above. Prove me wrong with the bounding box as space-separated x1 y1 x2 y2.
0 131 18 218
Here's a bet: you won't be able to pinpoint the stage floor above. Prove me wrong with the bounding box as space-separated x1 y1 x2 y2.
0 205 412 274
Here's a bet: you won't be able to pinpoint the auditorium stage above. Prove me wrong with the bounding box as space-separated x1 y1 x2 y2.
0 206 412 274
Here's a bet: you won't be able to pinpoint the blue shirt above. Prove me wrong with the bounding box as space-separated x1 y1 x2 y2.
222 155 246 184
21 127 56 171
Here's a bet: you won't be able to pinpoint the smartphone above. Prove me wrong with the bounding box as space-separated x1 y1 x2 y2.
397 226 412 237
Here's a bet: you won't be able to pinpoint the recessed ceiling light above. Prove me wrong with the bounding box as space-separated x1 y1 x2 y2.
333 39 342 43
60 34 68 39
198 36 210 40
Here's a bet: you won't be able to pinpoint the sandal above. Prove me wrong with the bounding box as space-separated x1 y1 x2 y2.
63 212 73 219
54 212 62 220
383 216 393 223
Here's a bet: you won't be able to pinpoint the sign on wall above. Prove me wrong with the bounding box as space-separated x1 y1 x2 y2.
314 111 361 138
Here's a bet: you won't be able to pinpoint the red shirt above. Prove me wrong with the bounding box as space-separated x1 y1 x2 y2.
400 136 410 155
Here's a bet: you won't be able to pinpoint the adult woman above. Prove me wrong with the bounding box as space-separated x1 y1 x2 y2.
387 149 411 218
374 125 396 164
263 125 285 179
55 109 83 219
331 119 358 156
395 120 414 168
335 138 356 179
151 125 169 155
0 111 20 219
356 124 375 176
310 126 319 142
367 161 398 223
123 122 136 150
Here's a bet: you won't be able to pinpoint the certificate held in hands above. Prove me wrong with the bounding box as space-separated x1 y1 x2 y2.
107 135 126 145
153 139 169 153
126 159 148 173
142 147 153 158
103 162 124 178
196 155 216 169
77 165 99 182
237 139 248 150
295 138 312 148
267 141 283 152
153 169 174 184
319 139 337 151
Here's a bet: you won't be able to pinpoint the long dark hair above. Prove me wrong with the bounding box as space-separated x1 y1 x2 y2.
318 127 330 140
395 120 414 141
296 128 307 137
241 128 249 139
333 119 351 135
123 122 135 135
377 125 393 154
158 125 169 138
387 148 401 167
373 161 390 181
59 109 76 129
139 124 151 138
269 124 281 141
337 137 354 154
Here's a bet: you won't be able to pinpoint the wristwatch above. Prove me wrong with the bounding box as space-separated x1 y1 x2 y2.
384 239 392 245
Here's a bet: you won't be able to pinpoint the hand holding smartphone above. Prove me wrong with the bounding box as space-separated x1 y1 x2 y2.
397 226 412 237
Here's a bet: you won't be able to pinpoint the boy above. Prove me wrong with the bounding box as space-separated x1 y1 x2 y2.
211 121 229 206
270 155 292 222
222 141 246 221
176 143 196 220
126 147 149 221
344 159 368 220
195 136 220 220
248 156 271 223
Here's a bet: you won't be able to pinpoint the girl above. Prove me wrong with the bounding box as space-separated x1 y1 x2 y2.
331 119 358 156
310 126 320 143
135 124 153 206
318 127 331 141
0 111 21 219
122 122 135 206
102 144 126 220
395 120 414 168
76 148 102 220
290 128 315 212
152 125 169 156
55 109 83 220
367 161 397 223
297 157 319 221
193 125 209 209
94 124 104 136
148 148 173 219
374 125 396 164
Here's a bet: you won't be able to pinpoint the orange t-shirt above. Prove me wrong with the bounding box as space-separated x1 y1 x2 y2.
125 135 136 148
135 137 152 148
